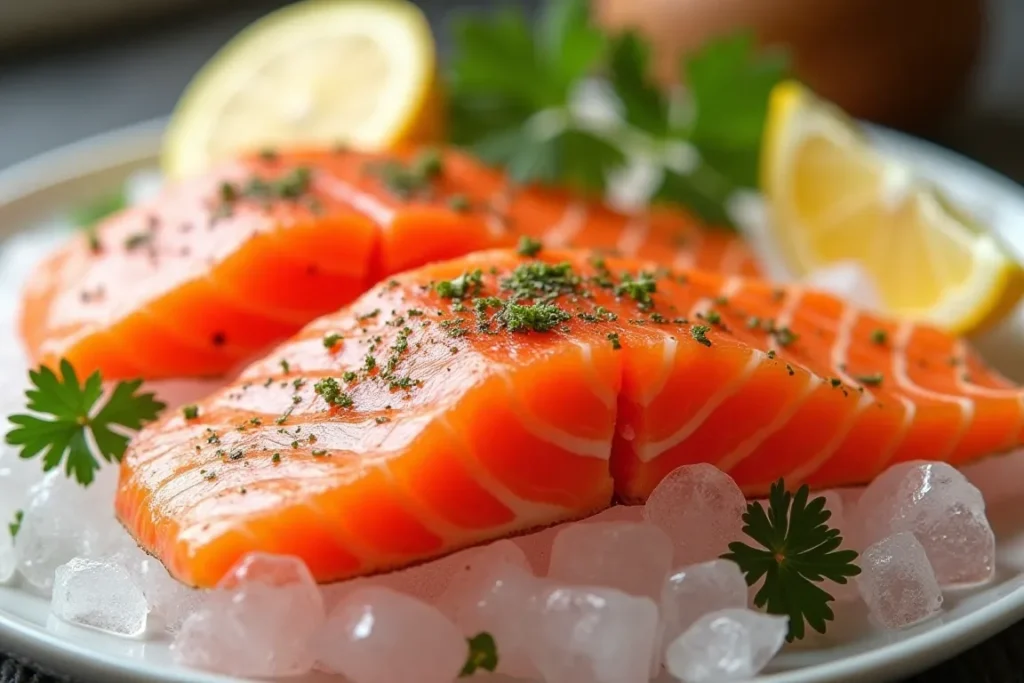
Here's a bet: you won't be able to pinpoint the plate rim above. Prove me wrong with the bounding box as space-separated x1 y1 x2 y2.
2 120 1024 683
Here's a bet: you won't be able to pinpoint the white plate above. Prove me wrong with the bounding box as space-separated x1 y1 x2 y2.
4 121 1024 683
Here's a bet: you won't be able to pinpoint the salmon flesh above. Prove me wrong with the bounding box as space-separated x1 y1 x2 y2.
21 148 756 381
115 248 1024 587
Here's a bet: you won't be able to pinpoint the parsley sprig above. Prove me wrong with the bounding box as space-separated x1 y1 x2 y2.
4 359 166 486
722 479 860 641
460 631 499 677
447 0 788 225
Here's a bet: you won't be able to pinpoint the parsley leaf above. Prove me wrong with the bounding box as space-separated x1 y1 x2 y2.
8 509 23 540
722 479 860 641
446 0 790 224
4 359 166 486
683 32 789 188
460 631 499 676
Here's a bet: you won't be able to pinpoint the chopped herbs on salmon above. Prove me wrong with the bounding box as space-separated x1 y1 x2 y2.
691 324 712 347
704 310 722 325
613 271 657 309
447 194 471 212
607 332 622 350
313 378 354 408
499 302 571 332
771 326 799 347
436 270 485 299
502 262 580 301
870 329 888 345
365 148 444 200
323 332 342 349
182 404 199 420
855 373 884 386
516 236 543 257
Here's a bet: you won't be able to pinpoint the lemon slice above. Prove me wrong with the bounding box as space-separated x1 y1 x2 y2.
162 0 442 178
761 80 1024 335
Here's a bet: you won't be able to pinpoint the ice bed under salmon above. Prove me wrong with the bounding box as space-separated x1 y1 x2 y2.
114 248 1024 589
20 147 756 382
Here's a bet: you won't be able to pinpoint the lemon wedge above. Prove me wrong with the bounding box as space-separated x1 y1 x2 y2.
760 80 1024 335
162 0 443 178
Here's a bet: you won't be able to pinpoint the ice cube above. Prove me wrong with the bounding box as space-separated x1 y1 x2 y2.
526 585 659 683
51 557 149 637
115 542 202 632
436 542 540 679
16 474 104 595
857 532 943 630
315 586 466 683
857 461 995 587
661 559 748 648
813 489 860 601
172 553 324 676
549 522 672 601
664 608 788 682
643 464 746 566
0 530 15 585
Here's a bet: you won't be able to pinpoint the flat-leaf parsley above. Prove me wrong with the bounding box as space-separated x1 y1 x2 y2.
5 359 166 486
721 478 860 641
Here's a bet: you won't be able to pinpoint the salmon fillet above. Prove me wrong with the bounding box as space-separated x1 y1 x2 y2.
115 248 1024 588
21 148 756 381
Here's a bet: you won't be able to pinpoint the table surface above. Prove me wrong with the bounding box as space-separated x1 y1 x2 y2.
2 1 1024 682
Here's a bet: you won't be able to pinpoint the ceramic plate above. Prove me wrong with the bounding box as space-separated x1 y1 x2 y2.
2 120 1024 683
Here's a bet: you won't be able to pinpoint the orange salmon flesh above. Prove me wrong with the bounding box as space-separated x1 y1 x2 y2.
20 148 757 381
115 248 1024 588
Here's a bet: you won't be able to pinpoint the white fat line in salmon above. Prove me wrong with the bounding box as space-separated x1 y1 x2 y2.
437 416 573 532
498 371 612 460
569 339 617 411
639 351 764 463
616 216 650 257
892 320 973 461
544 202 588 247
316 176 396 227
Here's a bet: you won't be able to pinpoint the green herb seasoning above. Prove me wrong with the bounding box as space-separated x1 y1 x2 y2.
704 310 722 325
870 329 888 345
499 302 571 332
690 324 712 347
607 332 622 350
613 271 657 309
436 270 484 299
516 236 543 257
323 332 342 349
313 378 354 408
447 194 471 212
182 404 199 420
855 373 883 386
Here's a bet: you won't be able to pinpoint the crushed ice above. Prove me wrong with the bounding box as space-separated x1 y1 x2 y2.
0 193 1013 680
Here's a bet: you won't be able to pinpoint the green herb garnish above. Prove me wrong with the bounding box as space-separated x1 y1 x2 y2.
436 270 485 300
182 404 199 420
323 332 342 349
460 632 499 677
855 373 883 386
722 478 860 641
607 332 622 350
517 235 543 257
5 360 166 486
870 329 888 345
366 148 445 200
313 378 354 409
499 302 571 332
690 324 712 347
8 510 23 540
446 0 788 224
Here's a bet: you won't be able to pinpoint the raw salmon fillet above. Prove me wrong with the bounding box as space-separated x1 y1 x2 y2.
20 148 756 381
116 248 1024 588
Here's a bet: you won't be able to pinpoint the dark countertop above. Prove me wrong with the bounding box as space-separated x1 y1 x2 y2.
1 1 1024 682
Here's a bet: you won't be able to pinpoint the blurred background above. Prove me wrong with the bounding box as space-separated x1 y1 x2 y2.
0 0 1022 178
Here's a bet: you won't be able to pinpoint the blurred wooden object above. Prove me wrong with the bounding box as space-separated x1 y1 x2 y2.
596 0 985 132
0 0 214 53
